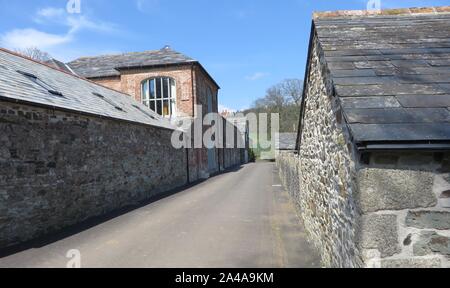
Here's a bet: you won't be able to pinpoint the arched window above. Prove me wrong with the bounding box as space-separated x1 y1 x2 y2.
141 77 176 117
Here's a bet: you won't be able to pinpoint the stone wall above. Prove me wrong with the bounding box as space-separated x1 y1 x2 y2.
357 152 450 268
278 34 362 268
0 101 188 248
277 33 450 268
220 118 245 170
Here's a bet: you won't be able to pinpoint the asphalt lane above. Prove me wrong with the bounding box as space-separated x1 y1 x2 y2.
0 162 320 268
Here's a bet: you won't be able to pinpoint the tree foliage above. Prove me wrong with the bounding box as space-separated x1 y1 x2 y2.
244 79 303 133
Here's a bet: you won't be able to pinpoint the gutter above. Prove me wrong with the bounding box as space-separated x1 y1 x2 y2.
356 141 450 152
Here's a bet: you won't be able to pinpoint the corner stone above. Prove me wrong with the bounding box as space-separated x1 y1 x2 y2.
357 168 436 213
359 214 401 258
414 231 450 257
406 211 450 230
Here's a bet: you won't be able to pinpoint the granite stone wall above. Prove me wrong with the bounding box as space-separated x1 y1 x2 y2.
0 101 189 248
357 152 450 268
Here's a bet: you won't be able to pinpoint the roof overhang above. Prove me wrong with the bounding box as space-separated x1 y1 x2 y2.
357 141 450 152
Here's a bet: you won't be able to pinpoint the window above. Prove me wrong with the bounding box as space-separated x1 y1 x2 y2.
17 70 63 97
141 77 176 117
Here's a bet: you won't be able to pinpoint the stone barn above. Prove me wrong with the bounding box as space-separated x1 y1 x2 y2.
277 6 450 268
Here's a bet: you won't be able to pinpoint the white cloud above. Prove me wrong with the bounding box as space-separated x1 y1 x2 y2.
0 28 72 50
246 72 269 81
66 15 117 34
1 6 118 56
34 6 117 34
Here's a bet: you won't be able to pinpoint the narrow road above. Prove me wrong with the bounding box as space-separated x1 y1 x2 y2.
0 162 320 268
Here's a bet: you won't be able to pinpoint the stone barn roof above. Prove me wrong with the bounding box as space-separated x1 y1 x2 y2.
44 58 78 76
299 6 450 151
0 48 176 130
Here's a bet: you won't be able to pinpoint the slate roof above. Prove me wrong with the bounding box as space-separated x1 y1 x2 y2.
0 48 176 130
44 58 78 76
310 6 450 150
67 47 196 78
276 133 297 151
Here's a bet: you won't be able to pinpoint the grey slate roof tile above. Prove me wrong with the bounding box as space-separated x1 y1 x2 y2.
44 59 78 75
349 123 450 142
345 108 450 124
67 47 196 78
0 49 176 131
331 69 377 78
429 59 450 66
313 11 450 145
340 96 401 109
275 133 297 150
396 94 450 108
336 83 448 97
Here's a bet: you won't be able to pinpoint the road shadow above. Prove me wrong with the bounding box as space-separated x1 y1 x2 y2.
0 164 244 259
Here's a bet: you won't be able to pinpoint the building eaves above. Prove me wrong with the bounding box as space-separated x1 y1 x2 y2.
297 6 450 152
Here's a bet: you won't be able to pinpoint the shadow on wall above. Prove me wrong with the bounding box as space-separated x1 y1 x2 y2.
0 165 244 259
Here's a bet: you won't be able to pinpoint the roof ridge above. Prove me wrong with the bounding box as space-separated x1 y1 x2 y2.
69 48 193 62
313 6 450 20
72 49 161 61
0 47 133 97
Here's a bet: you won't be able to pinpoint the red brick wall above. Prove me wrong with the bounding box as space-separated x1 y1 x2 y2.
93 77 122 92
89 65 219 119
88 64 222 179
120 66 197 118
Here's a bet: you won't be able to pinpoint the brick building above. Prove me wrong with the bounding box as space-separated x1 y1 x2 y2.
67 46 243 179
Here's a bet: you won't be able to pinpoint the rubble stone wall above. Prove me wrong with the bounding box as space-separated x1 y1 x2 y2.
0 101 188 248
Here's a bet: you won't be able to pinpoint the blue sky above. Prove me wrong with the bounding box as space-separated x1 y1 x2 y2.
0 0 448 111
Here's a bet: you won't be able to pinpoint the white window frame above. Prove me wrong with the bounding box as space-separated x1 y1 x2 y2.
141 77 176 118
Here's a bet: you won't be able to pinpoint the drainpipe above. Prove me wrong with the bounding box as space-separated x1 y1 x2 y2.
191 63 200 179
223 117 226 170
186 147 190 184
